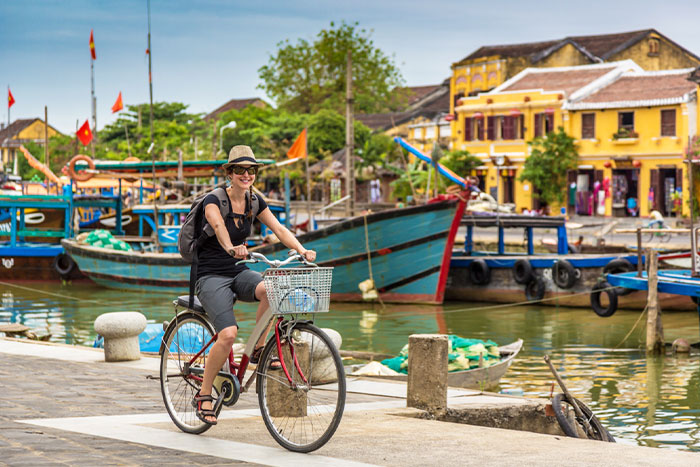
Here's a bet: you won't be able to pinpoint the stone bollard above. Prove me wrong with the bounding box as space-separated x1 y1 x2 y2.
407 334 448 413
94 312 147 362
266 341 309 417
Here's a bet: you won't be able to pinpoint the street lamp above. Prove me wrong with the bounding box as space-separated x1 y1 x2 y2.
219 121 237 155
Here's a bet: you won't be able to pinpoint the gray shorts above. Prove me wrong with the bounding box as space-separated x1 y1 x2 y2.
195 269 263 332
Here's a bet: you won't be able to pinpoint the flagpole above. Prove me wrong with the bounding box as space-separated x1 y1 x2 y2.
90 48 96 158
304 127 312 230
7 85 10 127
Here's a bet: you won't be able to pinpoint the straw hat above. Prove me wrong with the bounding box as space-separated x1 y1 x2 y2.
222 145 263 170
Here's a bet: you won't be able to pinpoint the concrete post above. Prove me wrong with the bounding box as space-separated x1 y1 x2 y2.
407 334 448 413
266 341 309 417
94 312 147 362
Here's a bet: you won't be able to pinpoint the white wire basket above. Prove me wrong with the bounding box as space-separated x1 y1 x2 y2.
263 267 333 314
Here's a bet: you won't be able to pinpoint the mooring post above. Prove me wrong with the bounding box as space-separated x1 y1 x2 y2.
646 249 664 354
637 227 643 277
407 334 448 414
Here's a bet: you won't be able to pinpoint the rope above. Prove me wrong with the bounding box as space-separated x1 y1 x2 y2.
0 280 104 303
363 213 385 308
614 304 648 349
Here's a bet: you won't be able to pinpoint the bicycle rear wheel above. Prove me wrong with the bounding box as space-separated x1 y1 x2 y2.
256 322 346 452
160 312 219 434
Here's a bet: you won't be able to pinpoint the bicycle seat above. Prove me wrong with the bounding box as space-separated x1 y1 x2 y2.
176 295 205 313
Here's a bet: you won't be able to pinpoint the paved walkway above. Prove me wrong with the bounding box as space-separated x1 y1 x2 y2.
2 338 699 466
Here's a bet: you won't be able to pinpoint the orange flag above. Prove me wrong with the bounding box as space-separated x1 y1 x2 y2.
89 29 96 60
8 88 15 108
77 120 93 146
286 128 307 159
111 92 123 113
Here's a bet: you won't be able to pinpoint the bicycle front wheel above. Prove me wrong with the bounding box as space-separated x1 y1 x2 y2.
160 312 219 434
256 322 346 452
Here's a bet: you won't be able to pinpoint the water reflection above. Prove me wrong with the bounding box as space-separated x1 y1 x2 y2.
1 281 700 451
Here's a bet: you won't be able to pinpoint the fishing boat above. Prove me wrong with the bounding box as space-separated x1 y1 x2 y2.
64 195 466 303
354 339 523 390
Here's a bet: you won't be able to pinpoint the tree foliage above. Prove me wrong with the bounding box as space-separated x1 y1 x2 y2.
519 127 578 206
258 21 406 114
440 150 482 180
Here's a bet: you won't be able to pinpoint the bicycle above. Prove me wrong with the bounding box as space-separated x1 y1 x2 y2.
159 252 346 453
645 218 672 243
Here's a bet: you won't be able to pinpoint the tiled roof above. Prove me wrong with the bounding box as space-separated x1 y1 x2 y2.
0 118 38 142
403 85 442 105
204 98 267 120
576 71 697 105
459 29 700 65
356 112 413 131
500 66 618 96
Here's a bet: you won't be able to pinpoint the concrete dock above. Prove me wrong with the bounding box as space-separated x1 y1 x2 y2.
1 337 698 466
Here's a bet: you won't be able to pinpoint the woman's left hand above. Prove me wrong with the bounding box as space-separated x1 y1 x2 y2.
301 249 316 262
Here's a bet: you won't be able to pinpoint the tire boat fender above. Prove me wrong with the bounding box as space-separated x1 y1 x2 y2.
525 276 545 301
551 393 615 442
469 259 491 286
602 258 634 296
513 259 534 285
590 280 618 317
53 253 77 279
552 259 577 289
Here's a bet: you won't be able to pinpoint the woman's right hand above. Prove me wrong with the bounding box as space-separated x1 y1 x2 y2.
228 244 249 259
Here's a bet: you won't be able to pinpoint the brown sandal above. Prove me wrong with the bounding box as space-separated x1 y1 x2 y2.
193 390 217 425
250 346 282 369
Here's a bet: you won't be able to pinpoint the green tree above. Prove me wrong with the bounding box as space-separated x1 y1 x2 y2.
440 150 482 180
519 127 578 206
258 21 405 114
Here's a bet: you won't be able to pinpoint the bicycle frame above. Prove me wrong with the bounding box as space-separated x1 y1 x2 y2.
178 306 307 391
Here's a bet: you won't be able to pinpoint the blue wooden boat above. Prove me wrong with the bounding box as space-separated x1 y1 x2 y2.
63 196 466 304
443 212 692 309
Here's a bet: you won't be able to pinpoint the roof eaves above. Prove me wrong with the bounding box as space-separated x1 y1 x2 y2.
530 39 601 64
566 95 693 111
567 60 644 102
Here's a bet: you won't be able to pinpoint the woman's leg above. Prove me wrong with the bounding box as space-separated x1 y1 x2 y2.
198 325 237 422
254 281 271 349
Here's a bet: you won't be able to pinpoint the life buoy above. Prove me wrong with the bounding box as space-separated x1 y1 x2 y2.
590 280 618 317
552 259 577 289
469 259 491 285
53 253 76 279
525 276 545 301
603 258 634 296
68 155 95 182
513 259 534 285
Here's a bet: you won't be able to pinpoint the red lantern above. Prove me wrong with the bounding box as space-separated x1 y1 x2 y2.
604 161 612 168
633 160 641 168
444 114 455 122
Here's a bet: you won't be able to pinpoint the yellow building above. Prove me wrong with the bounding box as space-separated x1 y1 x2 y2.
451 29 700 147
454 60 699 218
0 118 62 175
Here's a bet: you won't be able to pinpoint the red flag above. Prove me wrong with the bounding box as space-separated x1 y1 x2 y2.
111 92 123 113
8 88 15 108
89 29 96 60
286 128 307 159
77 120 93 146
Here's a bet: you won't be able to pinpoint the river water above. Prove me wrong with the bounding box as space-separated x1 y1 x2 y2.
2 281 700 451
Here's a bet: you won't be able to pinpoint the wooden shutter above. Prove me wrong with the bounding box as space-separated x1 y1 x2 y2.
534 113 541 137
464 117 473 141
487 116 496 140
503 116 514 140
661 109 676 136
476 117 484 140
546 114 554 134
519 116 525 139
650 169 661 211
582 114 595 139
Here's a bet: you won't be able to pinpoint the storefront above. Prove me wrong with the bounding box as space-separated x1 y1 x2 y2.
650 166 683 217
611 168 640 217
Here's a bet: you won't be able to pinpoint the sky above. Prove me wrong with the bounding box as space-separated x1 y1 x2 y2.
2 0 700 135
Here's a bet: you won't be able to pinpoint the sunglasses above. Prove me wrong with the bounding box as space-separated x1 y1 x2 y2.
230 166 258 175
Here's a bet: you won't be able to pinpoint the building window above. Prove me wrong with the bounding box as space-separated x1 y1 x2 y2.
534 113 554 137
465 117 485 141
648 38 659 56
425 126 436 140
661 109 676 136
464 118 473 141
618 111 634 131
475 117 484 141
453 91 464 111
412 128 422 140
439 124 451 138
581 113 595 139
487 116 497 140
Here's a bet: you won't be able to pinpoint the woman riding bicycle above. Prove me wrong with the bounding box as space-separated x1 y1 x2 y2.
194 145 316 425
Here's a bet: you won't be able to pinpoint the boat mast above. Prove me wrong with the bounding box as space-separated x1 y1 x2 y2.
345 50 355 217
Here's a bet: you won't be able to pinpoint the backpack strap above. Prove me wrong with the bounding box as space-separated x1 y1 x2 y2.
246 190 260 219
189 187 231 310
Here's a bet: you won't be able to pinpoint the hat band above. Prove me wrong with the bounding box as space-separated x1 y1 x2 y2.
228 156 257 165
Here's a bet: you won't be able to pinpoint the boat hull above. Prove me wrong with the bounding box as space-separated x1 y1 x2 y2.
446 254 696 310
251 200 464 304
61 240 188 293
0 243 85 282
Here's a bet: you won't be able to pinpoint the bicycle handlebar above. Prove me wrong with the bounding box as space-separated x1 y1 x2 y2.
236 251 318 268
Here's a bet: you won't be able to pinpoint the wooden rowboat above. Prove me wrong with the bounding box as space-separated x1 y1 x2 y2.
356 339 523 390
